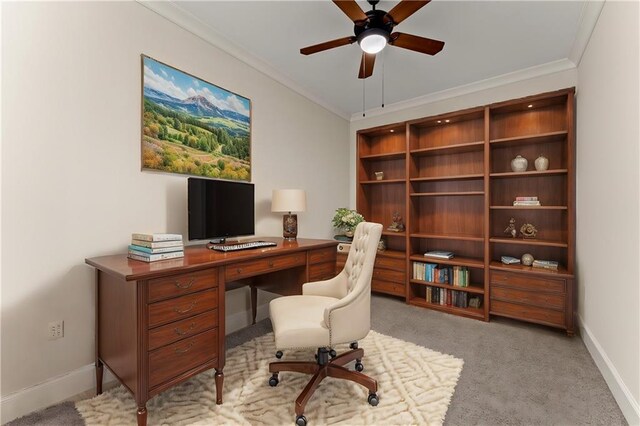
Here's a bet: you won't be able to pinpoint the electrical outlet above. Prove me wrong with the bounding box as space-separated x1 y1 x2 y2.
48 320 64 339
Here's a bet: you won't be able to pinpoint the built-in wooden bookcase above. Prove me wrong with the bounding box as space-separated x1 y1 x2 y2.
406 108 487 320
354 88 575 334
356 122 407 297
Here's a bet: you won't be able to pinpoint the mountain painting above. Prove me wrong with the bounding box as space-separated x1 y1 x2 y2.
141 55 251 181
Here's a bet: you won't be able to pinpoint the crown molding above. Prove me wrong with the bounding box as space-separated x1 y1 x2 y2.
137 1 351 121
350 58 577 122
569 0 605 67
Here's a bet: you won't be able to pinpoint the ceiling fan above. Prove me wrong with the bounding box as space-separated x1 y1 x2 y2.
300 0 445 79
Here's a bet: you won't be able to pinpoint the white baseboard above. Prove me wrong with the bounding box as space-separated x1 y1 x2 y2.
0 364 116 424
578 315 640 425
1 302 270 424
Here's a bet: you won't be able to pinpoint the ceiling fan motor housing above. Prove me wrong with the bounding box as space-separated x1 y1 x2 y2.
354 9 394 42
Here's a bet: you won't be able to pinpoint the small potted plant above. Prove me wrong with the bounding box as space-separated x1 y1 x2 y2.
332 208 364 238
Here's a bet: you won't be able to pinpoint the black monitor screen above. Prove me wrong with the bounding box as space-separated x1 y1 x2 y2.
188 178 255 241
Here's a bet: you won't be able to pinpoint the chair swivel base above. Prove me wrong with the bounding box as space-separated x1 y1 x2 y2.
268 347 378 425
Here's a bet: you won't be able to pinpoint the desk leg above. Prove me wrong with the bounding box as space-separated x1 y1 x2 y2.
137 405 147 426
95 359 103 395
215 369 224 404
250 286 257 325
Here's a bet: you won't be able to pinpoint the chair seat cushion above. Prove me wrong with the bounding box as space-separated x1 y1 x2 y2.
269 295 338 349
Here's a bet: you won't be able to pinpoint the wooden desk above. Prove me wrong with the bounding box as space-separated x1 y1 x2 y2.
85 238 337 426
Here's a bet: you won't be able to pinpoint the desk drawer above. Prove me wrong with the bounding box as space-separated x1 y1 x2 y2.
309 262 336 282
491 271 565 293
376 256 405 271
148 309 218 351
373 268 405 284
148 289 218 328
225 253 306 281
309 247 336 264
491 300 564 327
148 328 217 389
491 287 564 310
372 279 405 296
148 269 218 303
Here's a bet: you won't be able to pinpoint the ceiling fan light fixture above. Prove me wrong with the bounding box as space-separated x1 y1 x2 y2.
357 28 388 54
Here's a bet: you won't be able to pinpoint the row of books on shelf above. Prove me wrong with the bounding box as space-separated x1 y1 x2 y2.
128 233 184 262
413 262 470 287
425 286 483 309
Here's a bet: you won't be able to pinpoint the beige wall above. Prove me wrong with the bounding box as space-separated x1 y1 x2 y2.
0 1 349 416
576 1 640 422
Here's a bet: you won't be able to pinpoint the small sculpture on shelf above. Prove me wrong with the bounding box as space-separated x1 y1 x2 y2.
387 212 405 232
519 223 538 239
511 155 528 172
374 171 384 180
535 154 549 171
521 253 534 266
377 239 386 252
504 217 517 238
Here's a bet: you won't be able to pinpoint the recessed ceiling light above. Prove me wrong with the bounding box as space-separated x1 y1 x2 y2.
390 129 394 133
437 120 442 124
528 104 533 108
445 119 450 123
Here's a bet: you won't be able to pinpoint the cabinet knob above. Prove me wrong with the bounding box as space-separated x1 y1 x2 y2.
268 261 274 267
237 268 242 274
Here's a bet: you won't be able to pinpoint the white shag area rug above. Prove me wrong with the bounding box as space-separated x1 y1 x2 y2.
76 331 463 425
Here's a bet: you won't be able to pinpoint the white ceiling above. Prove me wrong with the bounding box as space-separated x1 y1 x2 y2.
154 1 586 119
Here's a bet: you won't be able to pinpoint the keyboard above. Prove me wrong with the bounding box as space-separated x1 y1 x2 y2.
209 240 278 252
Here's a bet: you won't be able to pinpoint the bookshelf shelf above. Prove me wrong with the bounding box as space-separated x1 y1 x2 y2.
408 297 485 319
410 191 484 197
411 233 484 242
360 179 405 185
355 88 575 333
490 237 568 248
409 279 485 294
409 254 484 269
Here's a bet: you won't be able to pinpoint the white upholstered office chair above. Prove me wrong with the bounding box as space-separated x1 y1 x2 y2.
268 221 383 426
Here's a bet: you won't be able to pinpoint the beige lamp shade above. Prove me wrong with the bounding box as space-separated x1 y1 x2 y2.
272 189 307 213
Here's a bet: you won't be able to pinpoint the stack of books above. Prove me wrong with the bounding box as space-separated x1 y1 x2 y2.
128 233 184 262
532 259 559 271
501 256 521 265
513 196 541 206
424 250 454 260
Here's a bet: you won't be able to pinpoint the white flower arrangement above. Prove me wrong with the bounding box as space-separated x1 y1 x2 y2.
332 208 364 233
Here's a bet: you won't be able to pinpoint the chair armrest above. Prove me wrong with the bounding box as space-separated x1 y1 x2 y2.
302 271 348 299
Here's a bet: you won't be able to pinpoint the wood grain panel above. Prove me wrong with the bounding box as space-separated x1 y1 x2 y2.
490 103 567 139
148 289 217 328
309 262 336 282
414 196 484 237
371 279 405 296
490 300 564 327
491 287 564 310
414 150 484 178
225 253 306 281
309 247 337 264
148 269 217 303
148 310 217 351
375 255 405 271
491 271 565 293
412 115 484 149
372 268 405 284
358 128 406 156
490 175 567 206
148 328 217 389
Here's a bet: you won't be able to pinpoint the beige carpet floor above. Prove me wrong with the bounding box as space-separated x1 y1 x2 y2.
76 331 463 425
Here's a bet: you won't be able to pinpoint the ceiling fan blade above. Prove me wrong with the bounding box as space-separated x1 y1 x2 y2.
358 53 376 79
300 36 357 55
332 0 368 23
390 32 444 55
387 0 431 25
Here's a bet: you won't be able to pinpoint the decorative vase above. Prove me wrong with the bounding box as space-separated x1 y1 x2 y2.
377 239 386 252
521 253 534 266
344 230 354 238
535 155 549 171
374 171 384 180
511 155 528 172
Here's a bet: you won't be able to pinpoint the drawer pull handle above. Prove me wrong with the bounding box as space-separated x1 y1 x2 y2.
268 261 274 267
174 301 197 314
174 322 196 336
237 268 242 274
174 279 195 289
175 342 194 354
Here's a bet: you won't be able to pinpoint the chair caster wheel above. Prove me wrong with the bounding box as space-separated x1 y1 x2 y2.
329 349 337 358
355 361 364 372
350 342 358 350
269 374 279 387
295 414 307 426
275 351 283 359
368 393 379 406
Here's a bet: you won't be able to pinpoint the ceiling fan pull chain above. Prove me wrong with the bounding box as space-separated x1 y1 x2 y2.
382 51 385 108
362 74 366 117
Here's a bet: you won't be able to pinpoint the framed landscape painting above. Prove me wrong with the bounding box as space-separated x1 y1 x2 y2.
141 55 251 181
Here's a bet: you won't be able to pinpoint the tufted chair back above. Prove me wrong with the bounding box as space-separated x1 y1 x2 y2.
323 221 382 345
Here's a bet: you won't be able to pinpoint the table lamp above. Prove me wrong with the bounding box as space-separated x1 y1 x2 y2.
272 189 307 240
